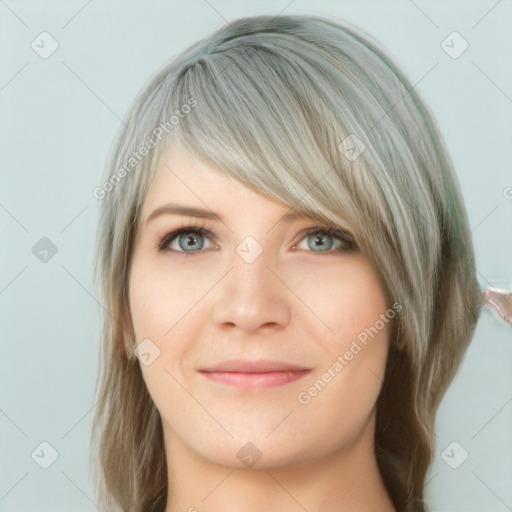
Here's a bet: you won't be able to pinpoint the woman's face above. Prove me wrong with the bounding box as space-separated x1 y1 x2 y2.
129 144 393 469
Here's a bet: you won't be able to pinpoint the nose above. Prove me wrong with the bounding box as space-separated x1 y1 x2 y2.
211 247 292 334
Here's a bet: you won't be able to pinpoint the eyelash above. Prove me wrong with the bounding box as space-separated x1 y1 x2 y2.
157 221 356 255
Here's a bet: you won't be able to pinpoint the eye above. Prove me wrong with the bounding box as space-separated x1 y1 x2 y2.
158 226 217 253
157 224 356 255
293 227 356 254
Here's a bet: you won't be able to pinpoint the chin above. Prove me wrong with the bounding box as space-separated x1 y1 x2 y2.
188 429 332 472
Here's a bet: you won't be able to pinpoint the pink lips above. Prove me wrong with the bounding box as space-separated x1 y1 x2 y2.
198 359 311 389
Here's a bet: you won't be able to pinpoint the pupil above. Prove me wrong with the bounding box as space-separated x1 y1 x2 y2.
310 233 333 251
180 232 203 251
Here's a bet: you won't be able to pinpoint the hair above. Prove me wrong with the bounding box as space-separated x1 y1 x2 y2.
90 14 483 512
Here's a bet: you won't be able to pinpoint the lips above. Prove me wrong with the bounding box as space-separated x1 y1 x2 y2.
200 359 309 373
198 359 311 389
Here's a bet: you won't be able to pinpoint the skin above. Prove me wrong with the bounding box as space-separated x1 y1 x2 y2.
128 144 396 512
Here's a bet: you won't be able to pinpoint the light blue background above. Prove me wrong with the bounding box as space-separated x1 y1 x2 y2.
1 1 511 510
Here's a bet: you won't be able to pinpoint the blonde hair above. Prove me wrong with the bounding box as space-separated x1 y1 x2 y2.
91 14 483 512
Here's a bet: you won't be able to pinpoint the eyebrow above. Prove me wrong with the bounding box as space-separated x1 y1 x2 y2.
145 203 312 227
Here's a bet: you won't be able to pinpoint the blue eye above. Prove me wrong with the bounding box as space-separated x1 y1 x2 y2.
297 227 355 254
177 231 205 251
158 226 355 255
306 232 334 251
159 227 215 253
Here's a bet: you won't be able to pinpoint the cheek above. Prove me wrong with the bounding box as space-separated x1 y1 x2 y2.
128 260 192 399
129 273 169 341
292 263 392 438
292 258 391 357
129 254 208 339
128 255 217 385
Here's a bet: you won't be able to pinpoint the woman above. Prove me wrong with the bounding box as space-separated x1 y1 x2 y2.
91 14 483 512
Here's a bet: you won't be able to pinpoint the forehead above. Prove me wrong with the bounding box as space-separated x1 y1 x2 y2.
141 145 332 226
144 146 249 204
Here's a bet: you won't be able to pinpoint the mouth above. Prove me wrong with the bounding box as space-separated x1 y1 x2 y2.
198 359 311 389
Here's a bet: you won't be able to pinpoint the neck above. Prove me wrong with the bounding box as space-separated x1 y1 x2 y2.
163 412 395 512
